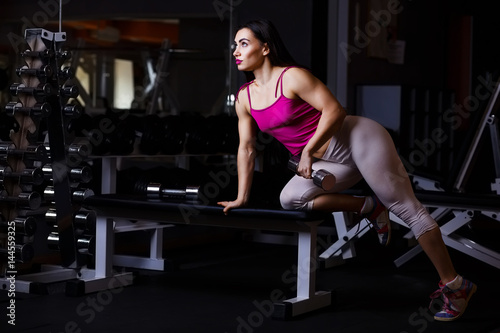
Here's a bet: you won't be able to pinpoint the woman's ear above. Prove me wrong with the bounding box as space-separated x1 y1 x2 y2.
262 43 270 56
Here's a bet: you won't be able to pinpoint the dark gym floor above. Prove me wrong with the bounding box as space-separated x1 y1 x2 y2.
2 225 500 333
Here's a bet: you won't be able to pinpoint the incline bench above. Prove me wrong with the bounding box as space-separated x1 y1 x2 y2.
391 190 500 268
81 194 334 319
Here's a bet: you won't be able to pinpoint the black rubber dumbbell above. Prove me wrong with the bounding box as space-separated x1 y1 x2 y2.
16 64 53 78
5 101 52 117
0 243 34 263
0 190 42 210
0 165 45 186
0 143 48 163
146 182 199 201
0 216 37 236
10 82 53 101
287 156 336 191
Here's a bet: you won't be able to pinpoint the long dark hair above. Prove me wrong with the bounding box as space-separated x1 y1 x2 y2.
237 19 300 81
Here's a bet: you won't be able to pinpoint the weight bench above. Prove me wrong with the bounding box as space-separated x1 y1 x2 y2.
81 194 333 319
391 190 500 268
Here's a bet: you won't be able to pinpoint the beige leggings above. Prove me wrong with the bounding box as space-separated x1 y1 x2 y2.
279 115 437 239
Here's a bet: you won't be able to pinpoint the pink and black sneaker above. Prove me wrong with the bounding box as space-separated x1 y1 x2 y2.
429 276 477 321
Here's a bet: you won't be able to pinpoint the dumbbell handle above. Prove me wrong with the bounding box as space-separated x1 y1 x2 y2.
287 156 336 191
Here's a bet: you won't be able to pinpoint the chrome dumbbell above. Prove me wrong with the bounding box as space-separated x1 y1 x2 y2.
287 156 336 191
146 182 199 201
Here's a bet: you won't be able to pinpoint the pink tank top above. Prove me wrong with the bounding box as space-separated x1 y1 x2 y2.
243 67 321 156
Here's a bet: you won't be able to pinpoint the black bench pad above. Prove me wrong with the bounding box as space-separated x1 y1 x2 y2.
83 194 331 232
415 190 500 211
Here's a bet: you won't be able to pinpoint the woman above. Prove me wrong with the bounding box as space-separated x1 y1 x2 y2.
217 19 475 321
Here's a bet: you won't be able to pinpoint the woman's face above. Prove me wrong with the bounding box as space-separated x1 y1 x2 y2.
233 28 268 71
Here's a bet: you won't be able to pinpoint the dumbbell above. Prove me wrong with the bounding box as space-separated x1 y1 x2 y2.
0 143 48 162
63 104 82 118
41 164 92 184
47 233 95 255
0 165 45 186
59 66 75 80
74 210 96 233
0 243 35 262
10 82 53 101
287 156 336 191
5 101 52 117
67 143 90 159
43 186 94 203
146 182 199 201
0 216 37 236
160 115 187 155
45 209 96 233
60 84 79 98
16 64 53 78
44 143 90 160
0 190 42 210
21 49 54 59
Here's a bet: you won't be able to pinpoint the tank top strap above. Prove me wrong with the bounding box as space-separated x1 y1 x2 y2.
246 80 254 109
275 66 296 98
236 81 254 109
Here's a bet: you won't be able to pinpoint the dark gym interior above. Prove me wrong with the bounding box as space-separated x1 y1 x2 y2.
1 1 499 332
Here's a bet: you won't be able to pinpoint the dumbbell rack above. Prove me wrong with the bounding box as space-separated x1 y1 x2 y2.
0 28 133 294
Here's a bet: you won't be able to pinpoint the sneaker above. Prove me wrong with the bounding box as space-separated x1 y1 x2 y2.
429 277 477 321
364 195 391 246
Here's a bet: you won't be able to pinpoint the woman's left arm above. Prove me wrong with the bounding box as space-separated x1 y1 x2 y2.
286 68 346 177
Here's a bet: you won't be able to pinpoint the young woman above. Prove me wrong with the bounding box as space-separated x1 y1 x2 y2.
217 19 476 321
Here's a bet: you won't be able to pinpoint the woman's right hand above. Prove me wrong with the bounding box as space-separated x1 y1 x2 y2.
217 199 247 215
296 153 314 179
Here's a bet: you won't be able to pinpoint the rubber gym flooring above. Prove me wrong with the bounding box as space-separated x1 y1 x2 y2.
2 225 500 333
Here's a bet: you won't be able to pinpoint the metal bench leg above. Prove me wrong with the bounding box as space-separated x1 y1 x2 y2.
274 222 332 319
68 216 133 295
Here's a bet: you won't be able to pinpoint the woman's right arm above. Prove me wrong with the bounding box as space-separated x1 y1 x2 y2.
218 89 257 214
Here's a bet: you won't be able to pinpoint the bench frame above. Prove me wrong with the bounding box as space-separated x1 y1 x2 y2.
82 195 333 319
391 191 500 269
